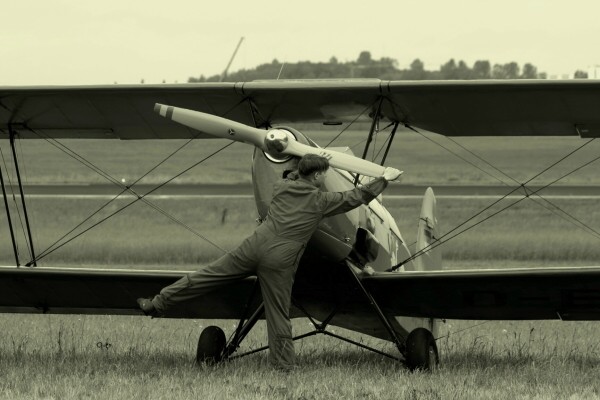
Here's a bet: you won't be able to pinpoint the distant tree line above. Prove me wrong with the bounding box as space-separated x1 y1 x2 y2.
188 51 551 82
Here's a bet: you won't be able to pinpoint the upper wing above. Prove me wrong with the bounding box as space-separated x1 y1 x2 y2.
0 266 259 319
0 83 245 139
363 266 600 321
2 79 600 139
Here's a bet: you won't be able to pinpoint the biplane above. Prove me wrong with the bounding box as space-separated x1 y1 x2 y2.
1 79 600 371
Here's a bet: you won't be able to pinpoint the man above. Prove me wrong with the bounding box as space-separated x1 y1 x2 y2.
137 154 402 371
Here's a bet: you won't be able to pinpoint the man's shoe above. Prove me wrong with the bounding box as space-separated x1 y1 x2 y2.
137 297 158 317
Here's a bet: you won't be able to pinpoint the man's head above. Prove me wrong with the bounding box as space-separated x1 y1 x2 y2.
298 154 329 187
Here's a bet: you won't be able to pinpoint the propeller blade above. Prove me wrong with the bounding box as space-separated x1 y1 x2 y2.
284 140 387 178
154 104 267 149
155 104 393 178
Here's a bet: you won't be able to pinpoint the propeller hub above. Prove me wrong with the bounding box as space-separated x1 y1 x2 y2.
264 129 290 154
263 129 295 163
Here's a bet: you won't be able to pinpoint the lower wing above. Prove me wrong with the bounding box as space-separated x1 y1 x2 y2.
363 266 600 321
0 266 258 319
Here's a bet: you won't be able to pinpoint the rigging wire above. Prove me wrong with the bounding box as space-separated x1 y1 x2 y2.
28 99 249 264
392 132 600 270
394 150 600 270
405 125 515 186
405 154 600 267
26 132 134 261
318 96 392 184
349 123 395 163
348 123 394 159
444 136 600 240
324 102 374 148
372 124 395 162
405 125 597 233
30 141 235 264
31 131 208 260
404 124 599 239
413 125 600 240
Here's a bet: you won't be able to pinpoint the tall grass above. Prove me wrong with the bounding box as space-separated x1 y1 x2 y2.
0 314 598 399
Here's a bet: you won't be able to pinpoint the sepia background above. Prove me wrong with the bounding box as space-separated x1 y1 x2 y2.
0 1 599 399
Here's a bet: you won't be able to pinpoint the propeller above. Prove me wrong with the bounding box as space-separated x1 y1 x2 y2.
154 104 388 178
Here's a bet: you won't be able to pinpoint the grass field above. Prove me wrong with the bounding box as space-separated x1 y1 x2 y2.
1 133 599 399
2 196 599 266
0 315 598 399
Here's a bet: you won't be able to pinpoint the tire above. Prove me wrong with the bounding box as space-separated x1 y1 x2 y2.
196 326 226 365
405 328 439 371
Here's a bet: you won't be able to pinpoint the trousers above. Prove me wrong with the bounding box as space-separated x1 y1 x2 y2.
151 226 305 370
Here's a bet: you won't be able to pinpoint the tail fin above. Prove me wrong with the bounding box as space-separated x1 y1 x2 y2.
414 187 442 271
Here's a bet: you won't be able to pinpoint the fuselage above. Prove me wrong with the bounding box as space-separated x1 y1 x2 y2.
251 127 412 272
249 127 437 341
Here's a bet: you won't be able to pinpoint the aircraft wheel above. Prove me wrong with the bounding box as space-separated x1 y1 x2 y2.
405 328 439 371
196 325 226 365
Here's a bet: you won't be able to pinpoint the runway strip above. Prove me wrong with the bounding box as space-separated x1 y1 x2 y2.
6 184 600 199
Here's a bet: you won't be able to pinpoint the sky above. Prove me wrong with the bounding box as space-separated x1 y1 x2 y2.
2 0 599 85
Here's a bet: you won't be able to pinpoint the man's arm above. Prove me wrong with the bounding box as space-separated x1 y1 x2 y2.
319 168 402 217
317 177 385 217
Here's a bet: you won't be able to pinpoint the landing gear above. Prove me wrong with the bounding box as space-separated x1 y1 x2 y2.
196 283 265 365
193 266 441 371
405 328 439 371
196 326 226 364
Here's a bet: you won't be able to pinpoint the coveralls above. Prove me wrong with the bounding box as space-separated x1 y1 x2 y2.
150 174 388 370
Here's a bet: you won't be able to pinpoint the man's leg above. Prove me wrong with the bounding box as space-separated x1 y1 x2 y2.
257 241 304 370
151 233 260 313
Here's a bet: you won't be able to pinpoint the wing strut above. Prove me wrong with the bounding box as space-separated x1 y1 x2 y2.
245 98 270 129
354 97 384 185
380 121 399 166
0 162 19 266
9 131 37 266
